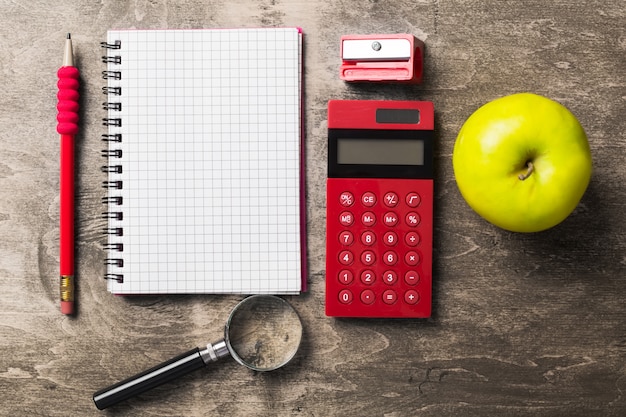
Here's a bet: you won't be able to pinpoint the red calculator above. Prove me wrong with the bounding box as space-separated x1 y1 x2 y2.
325 100 434 318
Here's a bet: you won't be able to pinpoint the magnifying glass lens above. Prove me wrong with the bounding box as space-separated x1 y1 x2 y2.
227 295 302 371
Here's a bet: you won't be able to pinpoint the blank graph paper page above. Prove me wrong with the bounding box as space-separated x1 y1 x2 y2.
102 28 305 294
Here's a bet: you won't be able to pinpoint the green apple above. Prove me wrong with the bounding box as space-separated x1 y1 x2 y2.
452 93 592 233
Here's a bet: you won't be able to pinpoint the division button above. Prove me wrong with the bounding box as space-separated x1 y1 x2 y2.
405 231 420 246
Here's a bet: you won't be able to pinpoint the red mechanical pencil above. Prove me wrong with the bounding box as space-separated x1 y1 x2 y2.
56 34 80 315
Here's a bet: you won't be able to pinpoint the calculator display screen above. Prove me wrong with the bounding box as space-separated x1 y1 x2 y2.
337 138 425 166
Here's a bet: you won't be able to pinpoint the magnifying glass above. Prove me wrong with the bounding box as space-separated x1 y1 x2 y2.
93 295 303 410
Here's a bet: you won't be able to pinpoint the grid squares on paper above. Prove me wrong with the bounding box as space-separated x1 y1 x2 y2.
105 28 303 295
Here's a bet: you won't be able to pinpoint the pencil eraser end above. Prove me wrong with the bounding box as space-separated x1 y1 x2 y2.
61 301 74 315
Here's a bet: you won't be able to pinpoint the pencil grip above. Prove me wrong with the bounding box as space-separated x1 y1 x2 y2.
57 66 80 135
92 347 206 410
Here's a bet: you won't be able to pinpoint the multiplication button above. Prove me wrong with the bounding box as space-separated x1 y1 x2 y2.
405 251 420 266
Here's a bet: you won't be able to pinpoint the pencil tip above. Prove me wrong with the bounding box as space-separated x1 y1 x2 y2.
67 33 71 39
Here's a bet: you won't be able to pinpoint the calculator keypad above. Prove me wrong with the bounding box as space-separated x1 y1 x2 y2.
326 178 433 318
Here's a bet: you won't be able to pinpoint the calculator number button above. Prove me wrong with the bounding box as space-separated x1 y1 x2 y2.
383 270 398 285
339 231 354 245
361 231 376 246
360 270 376 285
382 251 398 266
339 250 353 265
361 251 376 266
338 269 353 285
339 289 353 304
383 231 398 246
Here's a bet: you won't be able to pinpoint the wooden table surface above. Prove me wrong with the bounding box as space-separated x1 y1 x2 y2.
0 1 624 416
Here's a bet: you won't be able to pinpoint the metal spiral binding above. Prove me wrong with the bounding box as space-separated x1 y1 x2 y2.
102 118 122 127
105 274 124 283
100 40 121 49
104 228 123 236
101 133 122 142
102 196 123 205
102 86 121 95
102 70 122 80
101 165 122 173
102 149 122 158
101 55 121 64
102 212 123 220
102 39 124 283
103 102 122 111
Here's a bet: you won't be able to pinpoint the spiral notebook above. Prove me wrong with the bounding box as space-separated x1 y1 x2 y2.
101 28 306 295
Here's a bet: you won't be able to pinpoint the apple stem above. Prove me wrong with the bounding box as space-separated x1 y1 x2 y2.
518 161 534 180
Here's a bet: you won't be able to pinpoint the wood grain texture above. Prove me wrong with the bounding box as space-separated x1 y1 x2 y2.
0 0 624 416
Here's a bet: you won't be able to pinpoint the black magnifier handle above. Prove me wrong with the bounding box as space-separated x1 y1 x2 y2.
93 341 229 410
